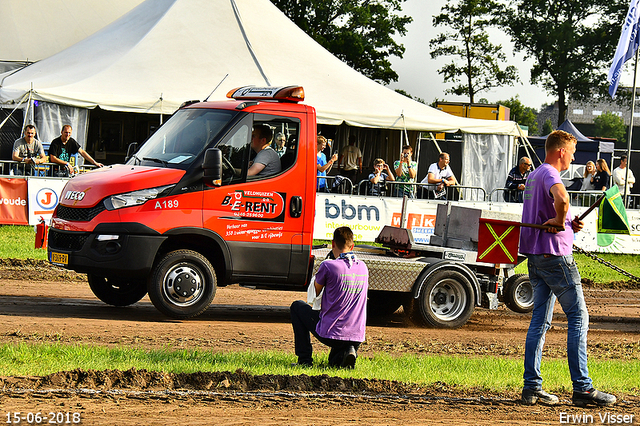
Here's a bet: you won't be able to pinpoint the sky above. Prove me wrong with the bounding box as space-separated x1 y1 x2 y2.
385 0 632 112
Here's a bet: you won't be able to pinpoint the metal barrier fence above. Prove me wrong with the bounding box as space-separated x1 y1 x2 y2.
567 190 640 209
487 188 523 203
488 187 640 209
0 159 96 177
316 175 354 195
356 179 486 201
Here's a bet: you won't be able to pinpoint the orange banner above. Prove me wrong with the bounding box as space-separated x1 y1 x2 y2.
0 178 29 225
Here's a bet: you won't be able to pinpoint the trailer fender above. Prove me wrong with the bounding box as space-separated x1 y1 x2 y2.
411 260 482 307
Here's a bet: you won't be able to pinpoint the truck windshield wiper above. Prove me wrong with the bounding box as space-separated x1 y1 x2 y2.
143 157 168 167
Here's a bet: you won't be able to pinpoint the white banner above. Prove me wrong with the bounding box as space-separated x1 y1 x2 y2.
27 178 68 225
313 194 640 254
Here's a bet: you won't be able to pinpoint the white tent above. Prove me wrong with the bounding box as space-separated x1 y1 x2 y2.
0 0 145 72
0 0 521 193
0 0 521 136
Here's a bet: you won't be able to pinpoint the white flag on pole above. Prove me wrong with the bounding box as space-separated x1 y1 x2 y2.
608 0 640 97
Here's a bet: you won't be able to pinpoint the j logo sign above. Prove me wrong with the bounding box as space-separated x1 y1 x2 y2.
36 188 58 211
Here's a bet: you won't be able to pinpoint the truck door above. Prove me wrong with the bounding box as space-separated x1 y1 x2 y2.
203 112 310 286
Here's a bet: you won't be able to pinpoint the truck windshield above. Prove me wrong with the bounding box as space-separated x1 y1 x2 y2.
129 108 236 168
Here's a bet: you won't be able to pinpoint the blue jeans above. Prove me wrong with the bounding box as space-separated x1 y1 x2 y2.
524 254 592 392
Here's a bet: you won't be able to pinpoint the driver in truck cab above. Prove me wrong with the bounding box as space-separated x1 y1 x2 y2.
247 124 281 177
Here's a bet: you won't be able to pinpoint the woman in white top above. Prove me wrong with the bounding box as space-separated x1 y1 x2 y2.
580 161 596 191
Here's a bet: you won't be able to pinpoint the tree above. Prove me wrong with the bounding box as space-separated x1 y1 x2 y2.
542 118 554 135
270 0 412 84
430 0 519 103
497 96 539 135
594 111 627 142
500 0 627 127
394 89 426 104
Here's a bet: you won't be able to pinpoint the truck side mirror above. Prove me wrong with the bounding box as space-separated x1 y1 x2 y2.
202 148 222 186
125 142 138 162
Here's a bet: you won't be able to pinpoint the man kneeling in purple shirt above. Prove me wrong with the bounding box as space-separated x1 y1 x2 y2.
290 226 369 368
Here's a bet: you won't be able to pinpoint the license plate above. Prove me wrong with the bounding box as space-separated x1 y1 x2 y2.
50 252 68 265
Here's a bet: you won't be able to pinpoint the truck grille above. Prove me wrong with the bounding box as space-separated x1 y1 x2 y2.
56 203 106 222
48 229 89 251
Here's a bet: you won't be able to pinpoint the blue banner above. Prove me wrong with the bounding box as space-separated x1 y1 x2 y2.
608 0 640 97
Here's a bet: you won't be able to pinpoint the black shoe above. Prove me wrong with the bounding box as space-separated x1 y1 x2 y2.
341 346 357 369
521 388 559 405
572 388 616 407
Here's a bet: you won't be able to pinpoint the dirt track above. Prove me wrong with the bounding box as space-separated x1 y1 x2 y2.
1 260 639 425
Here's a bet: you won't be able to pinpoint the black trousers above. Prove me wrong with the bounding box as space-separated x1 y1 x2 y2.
290 300 360 366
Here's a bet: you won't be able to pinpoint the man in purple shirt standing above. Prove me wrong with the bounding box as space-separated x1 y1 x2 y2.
520 130 616 408
290 226 368 368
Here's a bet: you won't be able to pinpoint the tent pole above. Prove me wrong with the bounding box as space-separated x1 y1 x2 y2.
0 92 29 132
624 48 639 205
22 85 33 131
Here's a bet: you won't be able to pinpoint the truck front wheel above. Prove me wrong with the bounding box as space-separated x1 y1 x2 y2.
408 270 474 328
148 250 217 319
87 274 147 307
503 274 534 313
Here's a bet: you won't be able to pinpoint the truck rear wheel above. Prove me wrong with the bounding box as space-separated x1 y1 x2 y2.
408 270 474 328
148 250 216 319
503 274 533 313
87 274 147 307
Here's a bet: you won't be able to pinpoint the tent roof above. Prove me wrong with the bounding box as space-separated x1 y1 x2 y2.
528 119 592 143
0 0 521 135
0 0 144 65
555 119 592 142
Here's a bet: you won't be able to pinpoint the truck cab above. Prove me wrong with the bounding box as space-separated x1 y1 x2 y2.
48 86 317 318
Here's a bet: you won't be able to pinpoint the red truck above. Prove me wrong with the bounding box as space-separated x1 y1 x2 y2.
48 86 532 328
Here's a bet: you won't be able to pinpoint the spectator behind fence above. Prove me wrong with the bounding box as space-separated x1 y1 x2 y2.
422 152 455 200
49 125 104 176
290 226 368 368
393 145 417 198
317 135 337 192
580 161 596 191
612 155 635 196
368 158 395 196
338 134 362 184
592 159 610 191
12 124 46 176
503 157 532 202
273 132 287 158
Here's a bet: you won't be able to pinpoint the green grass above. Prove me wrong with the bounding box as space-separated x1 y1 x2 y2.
1 227 638 283
1 343 638 394
0 225 48 260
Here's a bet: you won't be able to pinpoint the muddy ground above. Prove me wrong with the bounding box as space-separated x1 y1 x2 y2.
0 259 639 425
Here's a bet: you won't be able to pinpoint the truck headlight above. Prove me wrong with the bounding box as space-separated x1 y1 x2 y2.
104 185 174 210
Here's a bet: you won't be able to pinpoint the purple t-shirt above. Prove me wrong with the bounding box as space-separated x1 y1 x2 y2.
519 163 574 256
315 255 368 342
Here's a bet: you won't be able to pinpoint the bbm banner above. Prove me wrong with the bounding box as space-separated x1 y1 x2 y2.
313 194 438 242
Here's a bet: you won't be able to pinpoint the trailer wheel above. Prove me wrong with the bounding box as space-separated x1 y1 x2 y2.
368 291 408 317
503 274 533 313
87 274 147 307
409 270 474 328
148 250 216 319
